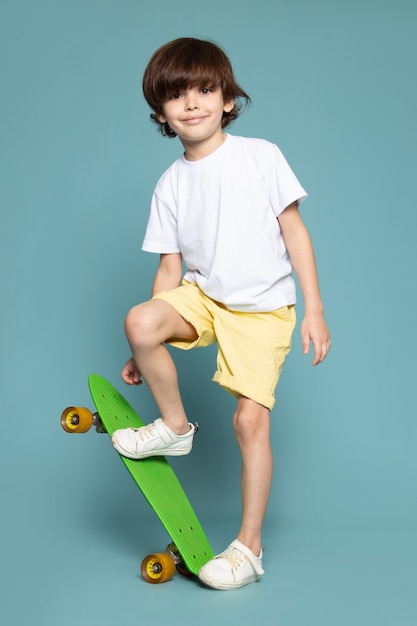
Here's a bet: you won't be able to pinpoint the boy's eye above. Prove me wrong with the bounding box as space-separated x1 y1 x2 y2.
168 87 215 100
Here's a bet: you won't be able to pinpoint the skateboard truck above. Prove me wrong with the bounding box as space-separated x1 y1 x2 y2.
166 542 193 577
166 542 182 565
92 412 107 433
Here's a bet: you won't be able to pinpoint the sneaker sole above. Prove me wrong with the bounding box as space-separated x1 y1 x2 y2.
111 437 192 460
198 570 261 590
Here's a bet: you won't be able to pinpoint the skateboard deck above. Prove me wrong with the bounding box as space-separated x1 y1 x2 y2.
62 374 213 581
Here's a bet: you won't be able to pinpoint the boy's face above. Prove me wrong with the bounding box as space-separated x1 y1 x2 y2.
156 86 234 159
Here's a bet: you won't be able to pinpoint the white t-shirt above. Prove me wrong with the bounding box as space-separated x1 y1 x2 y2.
142 134 307 312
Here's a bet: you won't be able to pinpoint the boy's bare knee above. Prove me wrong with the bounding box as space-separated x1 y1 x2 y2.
124 302 162 348
232 399 270 443
124 299 194 349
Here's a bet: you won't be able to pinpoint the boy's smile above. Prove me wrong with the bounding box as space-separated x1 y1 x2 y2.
157 87 234 160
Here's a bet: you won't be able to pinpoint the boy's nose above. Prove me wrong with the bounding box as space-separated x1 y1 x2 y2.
185 91 199 109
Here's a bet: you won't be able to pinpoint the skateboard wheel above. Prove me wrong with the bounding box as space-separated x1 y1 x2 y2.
175 561 193 577
61 406 93 433
141 553 176 584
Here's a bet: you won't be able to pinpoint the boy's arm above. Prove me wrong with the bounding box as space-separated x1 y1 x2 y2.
152 252 183 295
278 202 331 365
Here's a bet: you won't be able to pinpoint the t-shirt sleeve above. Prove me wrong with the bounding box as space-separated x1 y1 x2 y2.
141 192 180 254
268 144 308 216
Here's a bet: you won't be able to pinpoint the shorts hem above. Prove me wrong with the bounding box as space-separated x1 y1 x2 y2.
212 372 276 411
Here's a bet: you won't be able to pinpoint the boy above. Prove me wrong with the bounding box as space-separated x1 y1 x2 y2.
111 37 331 590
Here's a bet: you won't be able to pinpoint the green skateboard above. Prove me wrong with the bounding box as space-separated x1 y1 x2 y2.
61 374 214 583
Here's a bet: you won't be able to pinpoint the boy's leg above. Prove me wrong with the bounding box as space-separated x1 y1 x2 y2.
123 298 198 434
199 396 270 589
111 298 200 459
233 396 272 558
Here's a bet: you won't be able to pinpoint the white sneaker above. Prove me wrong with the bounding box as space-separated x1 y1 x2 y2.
111 418 197 459
199 539 264 590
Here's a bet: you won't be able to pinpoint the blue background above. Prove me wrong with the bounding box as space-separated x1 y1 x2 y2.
1 0 416 624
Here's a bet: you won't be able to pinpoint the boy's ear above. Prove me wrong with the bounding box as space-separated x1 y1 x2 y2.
156 112 167 123
223 98 235 113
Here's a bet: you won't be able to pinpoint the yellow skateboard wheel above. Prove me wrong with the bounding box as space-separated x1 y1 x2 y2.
61 406 93 433
141 553 176 584
175 561 193 577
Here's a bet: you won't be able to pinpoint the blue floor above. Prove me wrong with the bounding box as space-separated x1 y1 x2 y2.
3 462 416 626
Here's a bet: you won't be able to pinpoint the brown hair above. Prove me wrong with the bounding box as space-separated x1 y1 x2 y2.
142 38 250 138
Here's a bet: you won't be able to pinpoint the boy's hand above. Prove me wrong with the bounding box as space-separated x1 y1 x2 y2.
301 313 331 366
121 357 143 385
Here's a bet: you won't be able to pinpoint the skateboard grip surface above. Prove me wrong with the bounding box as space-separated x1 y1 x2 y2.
88 374 213 575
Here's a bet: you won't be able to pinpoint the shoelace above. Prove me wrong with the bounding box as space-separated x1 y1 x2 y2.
132 423 157 442
218 547 245 570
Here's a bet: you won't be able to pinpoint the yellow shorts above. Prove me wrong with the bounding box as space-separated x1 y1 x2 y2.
153 282 296 410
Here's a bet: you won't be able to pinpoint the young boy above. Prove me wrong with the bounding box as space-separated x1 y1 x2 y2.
111 37 331 590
